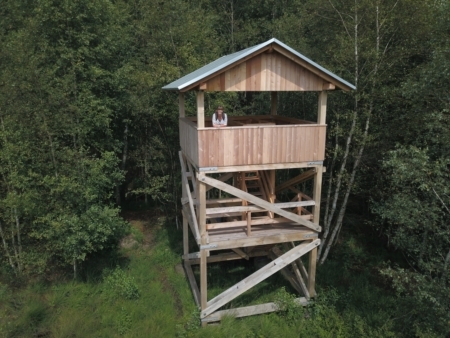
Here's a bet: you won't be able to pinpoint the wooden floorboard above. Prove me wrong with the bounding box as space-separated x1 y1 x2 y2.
206 224 318 250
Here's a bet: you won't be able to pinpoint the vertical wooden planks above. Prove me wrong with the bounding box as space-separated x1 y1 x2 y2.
200 51 337 92
260 54 267 90
197 91 205 128
195 123 325 167
262 127 270 163
254 56 262 91
275 53 282 90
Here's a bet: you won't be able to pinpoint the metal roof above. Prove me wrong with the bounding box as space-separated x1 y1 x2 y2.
162 38 356 91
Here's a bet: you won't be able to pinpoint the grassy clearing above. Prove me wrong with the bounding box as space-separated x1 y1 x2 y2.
0 213 419 337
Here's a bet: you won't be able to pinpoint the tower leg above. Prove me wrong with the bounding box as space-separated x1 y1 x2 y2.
198 172 208 326
309 165 323 297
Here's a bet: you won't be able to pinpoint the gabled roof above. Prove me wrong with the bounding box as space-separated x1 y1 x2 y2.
162 38 356 92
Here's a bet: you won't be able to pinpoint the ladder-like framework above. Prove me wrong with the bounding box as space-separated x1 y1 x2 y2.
180 150 323 324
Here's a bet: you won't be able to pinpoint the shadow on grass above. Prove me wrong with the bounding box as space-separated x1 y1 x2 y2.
79 247 131 284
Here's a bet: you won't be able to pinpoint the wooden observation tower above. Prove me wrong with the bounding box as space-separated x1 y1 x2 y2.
162 38 355 324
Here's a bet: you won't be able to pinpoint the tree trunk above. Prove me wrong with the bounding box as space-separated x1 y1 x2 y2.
0 220 16 274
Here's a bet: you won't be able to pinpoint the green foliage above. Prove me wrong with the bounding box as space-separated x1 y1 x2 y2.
274 287 303 325
104 267 140 300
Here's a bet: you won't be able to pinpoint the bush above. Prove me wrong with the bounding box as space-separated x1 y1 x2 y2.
103 267 140 300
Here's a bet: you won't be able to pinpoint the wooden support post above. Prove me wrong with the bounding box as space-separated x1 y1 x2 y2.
269 170 275 200
197 172 208 325
184 262 201 307
179 92 185 118
197 91 205 128
271 92 277 115
308 243 317 297
305 91 327 298
246 212 251 236
317 91 327 125
182 159 189 257
183 218 189 257
310 166 322 298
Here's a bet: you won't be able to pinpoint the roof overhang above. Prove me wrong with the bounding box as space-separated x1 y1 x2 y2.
162 38 355 92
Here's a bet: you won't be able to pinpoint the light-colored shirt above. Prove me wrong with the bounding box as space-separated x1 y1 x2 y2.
212 112 227 126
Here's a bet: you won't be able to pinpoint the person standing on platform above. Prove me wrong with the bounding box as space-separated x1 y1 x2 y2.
212 106 227 128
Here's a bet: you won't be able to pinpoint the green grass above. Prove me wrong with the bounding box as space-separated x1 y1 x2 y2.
0 213 423 337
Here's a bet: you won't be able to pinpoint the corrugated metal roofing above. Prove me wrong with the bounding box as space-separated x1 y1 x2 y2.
162 38 356 91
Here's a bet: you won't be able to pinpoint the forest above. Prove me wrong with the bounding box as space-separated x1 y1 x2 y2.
0 0 449 336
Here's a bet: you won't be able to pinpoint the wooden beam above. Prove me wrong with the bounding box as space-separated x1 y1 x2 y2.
183 217 189 256
275 169 316 193
232 248 249 260
308 245 317 297
273 246 310 299
179 92 185 118
312 167 323 229
205 229 318 251
205 197 242 205
322 82 335 90
206 215 313 230
182 251 210 260
198 172 208 315
206 172 233 192
197 91 205 128
198 162 322 174
181 207 200 243
186 160 198 199
184 262 201 308
199 82 207 90
187 248 269 265
200 175 321 232
290 241 308 284
268 249 302 294
206 201 315 215
202 298 308 323
179 152 201 242
317 91 327 125
271 92 277 115
201 239 320 318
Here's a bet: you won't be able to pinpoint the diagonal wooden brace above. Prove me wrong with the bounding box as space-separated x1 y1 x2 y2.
201 239 320 318
200 175 321 232
179 152 201 241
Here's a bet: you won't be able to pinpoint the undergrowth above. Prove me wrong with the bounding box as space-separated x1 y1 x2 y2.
0 212 436 337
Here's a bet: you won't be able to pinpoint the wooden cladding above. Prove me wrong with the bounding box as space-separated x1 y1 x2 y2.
205 51 330 92
179 118 199 166
179 117 326 168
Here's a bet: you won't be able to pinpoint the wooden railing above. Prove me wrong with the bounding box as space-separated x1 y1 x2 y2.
179 116 326 168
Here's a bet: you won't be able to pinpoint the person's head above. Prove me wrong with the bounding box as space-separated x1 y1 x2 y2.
216 106 224 116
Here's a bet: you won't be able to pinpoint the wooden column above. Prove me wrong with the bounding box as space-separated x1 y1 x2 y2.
197 172 208 325
270 92 277 115
308 91 327 297
182 162 188 257
197 91 205 128
317 91 327 124
179 92 185 118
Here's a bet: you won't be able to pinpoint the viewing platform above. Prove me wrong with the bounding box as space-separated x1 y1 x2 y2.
163 38 355 324
180 115 326 170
